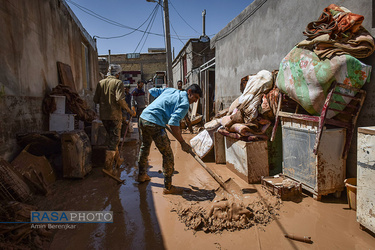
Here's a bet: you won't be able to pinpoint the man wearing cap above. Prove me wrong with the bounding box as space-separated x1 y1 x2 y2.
93 64 135 173
131 79 147 122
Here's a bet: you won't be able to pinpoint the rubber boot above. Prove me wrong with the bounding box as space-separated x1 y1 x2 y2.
104 150 116 174
114 150 124 169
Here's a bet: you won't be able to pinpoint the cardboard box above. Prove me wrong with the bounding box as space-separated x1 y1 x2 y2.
49 113 75 132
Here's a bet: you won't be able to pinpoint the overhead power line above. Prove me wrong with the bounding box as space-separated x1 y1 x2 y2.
169 0 200 35
135 4 160 53
66 0 192 40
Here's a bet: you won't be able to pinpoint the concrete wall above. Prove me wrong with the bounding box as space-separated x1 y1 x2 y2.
100 52 167 83
211 0 375 177
0 0 99 161
172 39 214 89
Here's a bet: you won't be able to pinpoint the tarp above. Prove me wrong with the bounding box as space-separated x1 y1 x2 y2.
275 47 371 117
190 130 214 159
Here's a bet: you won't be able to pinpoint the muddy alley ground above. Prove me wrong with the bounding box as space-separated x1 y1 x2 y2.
33 126 375 250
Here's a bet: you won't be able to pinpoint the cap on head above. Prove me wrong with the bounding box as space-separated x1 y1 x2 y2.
108 64 122 76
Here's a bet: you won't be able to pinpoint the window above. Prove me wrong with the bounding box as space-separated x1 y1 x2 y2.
127 53 140 59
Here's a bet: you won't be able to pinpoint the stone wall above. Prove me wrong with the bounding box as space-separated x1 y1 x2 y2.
100 52 167 83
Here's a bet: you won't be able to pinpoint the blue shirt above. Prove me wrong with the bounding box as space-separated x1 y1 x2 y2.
141 88 189 127
131 88 146 108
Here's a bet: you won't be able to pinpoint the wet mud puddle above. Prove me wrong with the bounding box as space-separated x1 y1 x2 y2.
169 183 282 233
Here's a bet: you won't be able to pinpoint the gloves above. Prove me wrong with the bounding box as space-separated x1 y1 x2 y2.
119 99 135 117
180 141 192 154
131 106 136 117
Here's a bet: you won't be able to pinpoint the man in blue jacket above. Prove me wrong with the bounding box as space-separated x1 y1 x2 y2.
137 84 202 194
131 79 147 121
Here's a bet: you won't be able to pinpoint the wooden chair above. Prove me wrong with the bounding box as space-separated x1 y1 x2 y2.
271 81 366 159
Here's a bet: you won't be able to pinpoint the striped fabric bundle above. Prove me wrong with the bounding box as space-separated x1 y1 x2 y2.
276 47 371 117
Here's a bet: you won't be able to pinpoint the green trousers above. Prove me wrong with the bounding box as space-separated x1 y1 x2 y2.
138 118 174 189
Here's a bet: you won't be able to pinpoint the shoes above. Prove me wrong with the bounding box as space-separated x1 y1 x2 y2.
128 123 134 133
104 150 116 172
137 174 151 183
115 157 124 169
163 185 184 195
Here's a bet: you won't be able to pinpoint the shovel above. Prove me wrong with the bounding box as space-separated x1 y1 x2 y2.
114 119 130 169
165 126 241 196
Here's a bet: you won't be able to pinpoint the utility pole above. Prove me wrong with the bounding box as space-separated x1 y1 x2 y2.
162 0 173 87
147 0 173 87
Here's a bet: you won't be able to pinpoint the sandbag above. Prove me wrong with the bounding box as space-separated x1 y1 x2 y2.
276 47 371 117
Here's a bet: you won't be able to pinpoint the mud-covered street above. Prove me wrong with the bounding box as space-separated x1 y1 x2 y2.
31 126 375 250
2 1 375 249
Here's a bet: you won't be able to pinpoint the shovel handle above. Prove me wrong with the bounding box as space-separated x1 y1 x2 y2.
165 126 227 190
190 151 226 189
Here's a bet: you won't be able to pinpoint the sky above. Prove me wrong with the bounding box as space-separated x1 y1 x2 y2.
65 0 254 56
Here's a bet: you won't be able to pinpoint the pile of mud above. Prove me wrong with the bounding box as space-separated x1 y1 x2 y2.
171 187 281 232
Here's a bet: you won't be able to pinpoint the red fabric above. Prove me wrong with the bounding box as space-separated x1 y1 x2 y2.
304 4 364 40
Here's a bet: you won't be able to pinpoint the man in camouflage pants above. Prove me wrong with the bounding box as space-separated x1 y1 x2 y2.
137 84 202 194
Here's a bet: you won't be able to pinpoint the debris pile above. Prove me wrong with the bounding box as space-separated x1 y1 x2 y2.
277 4 373 118
0 201 52 249
43 84 96 123
0 158 32 202
171 188 281 233
213 70 277 142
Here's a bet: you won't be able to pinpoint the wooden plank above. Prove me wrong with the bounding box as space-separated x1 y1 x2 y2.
270 92 282 142
328 107 355 116
190 114 202 125
214 132 226 164
278 111 319 122
57 62 77 92
313 85 335 155
325 119 351 128
191 99 199 119
358 127 375 135
333 91 362 101
102 169 124 184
